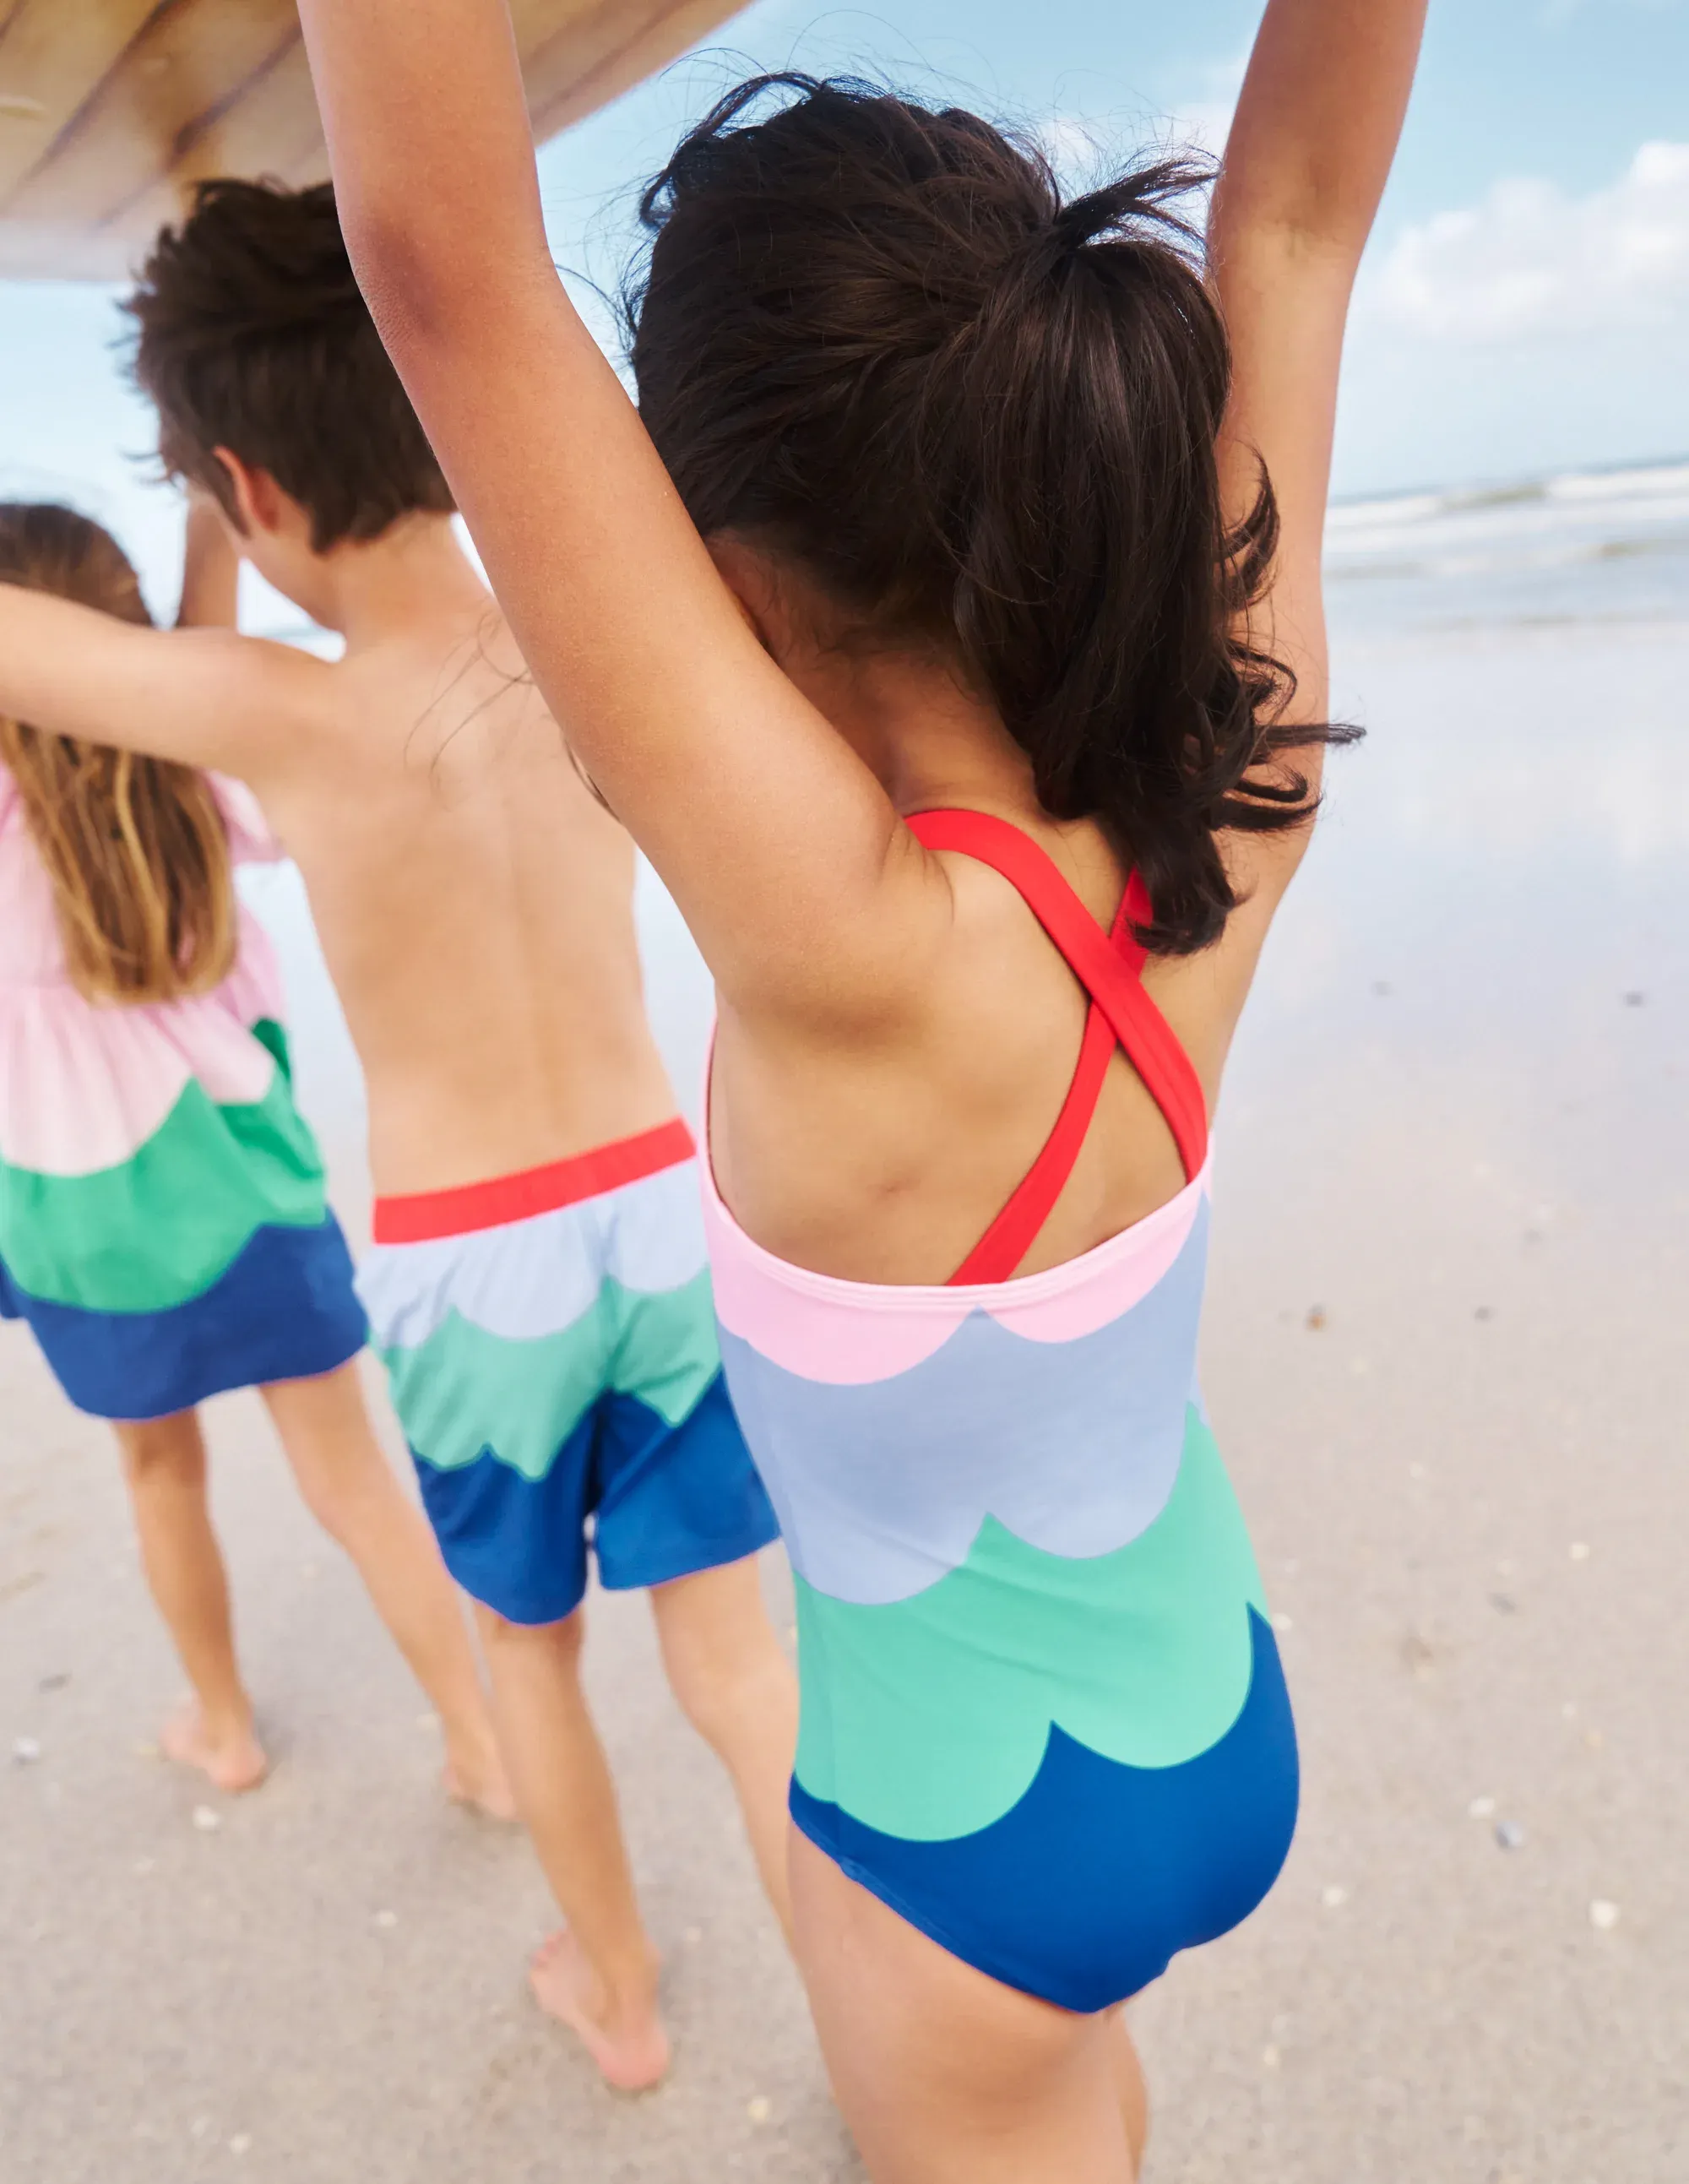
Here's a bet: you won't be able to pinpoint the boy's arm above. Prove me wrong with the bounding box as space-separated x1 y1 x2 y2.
294 0 925 1019
1210 0 1427 783
0 583 329 776
175 494 242 630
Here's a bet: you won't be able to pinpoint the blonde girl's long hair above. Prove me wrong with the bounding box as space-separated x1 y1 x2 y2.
0 503 236 1004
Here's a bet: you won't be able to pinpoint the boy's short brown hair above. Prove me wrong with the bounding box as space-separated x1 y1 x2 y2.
127 178 454 552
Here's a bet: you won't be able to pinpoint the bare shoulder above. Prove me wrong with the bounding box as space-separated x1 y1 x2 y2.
339 607 578 791
728 824 975 1056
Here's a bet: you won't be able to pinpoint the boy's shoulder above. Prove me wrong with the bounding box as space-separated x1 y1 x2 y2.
304 603 550 756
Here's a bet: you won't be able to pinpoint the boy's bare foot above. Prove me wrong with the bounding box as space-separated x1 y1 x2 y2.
443 1750 519 1822
529 1928 671 2093
160 1702 269 1794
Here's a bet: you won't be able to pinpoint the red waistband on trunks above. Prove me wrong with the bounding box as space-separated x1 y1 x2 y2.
371 1117 697 1244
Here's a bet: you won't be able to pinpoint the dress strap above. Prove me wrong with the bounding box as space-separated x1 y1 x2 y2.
907 808 1209 1285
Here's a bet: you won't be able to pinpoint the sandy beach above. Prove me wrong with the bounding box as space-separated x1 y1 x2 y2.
3 581 1686 2179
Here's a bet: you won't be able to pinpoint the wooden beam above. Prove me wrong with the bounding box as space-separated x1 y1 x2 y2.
0 0 748 280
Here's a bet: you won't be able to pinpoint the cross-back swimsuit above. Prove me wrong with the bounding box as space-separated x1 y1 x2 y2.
702 810 1299 2013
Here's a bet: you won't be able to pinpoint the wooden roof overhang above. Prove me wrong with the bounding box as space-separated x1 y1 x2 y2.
0 1 746 280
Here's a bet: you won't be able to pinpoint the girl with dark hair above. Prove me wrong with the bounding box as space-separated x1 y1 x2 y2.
299 1 1426 2172
0 500 508 1812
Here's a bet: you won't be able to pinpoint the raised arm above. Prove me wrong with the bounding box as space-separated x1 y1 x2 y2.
1210 0 1427 776
176 493 242 629
0 580 329 777
295 0 915 1015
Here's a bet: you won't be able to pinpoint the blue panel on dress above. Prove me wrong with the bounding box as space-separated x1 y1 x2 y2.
0 1215 367 1421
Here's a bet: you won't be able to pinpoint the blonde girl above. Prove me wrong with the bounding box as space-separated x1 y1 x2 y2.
0 501 507 1809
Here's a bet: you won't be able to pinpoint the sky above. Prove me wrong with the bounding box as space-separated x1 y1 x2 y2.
1 0 1684 606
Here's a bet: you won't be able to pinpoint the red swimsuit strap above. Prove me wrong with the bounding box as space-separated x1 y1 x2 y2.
906 808 1210 1286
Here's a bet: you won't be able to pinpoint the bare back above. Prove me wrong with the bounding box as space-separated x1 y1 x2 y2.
257 597 678 1196
299 0 1427 1283
0 530 679 1199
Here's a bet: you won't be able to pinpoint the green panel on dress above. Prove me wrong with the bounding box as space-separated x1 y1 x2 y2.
378 1269 721 1480
792 1405 1268 1841
0 1044 327 1314
249 1017 291 1081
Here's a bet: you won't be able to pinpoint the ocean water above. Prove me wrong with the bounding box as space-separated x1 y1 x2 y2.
231 455 1689 649
1324 456 1689 638
251 453 1689 1200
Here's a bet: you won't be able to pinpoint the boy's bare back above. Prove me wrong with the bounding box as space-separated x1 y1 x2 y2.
0 174 682 1198
0 508 681 1199
243 526 681 1196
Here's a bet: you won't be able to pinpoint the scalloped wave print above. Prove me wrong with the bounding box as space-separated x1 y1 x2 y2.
717 1200 1209 1605
376 1272 721 1481
0 1214 367 1420
781 1415 1299 2017
0 972 288 1176
357 1159 711 1350
0 1011 364 1416
703 1151 1210 1383
792 1603 1299 2014
790 1404 1267 1839
0 886 285 1176
0 1035 326 1315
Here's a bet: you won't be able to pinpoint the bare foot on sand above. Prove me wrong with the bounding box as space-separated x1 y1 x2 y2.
444 1750 519 1823
529 1928 671 2093
160 1702 269 1794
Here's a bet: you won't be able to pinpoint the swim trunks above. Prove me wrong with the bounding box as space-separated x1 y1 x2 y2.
358 1120 779 1626
701 810 1299 2013
0 769 367 1421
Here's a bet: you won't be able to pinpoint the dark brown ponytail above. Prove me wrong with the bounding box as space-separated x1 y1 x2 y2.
627 75 1353 954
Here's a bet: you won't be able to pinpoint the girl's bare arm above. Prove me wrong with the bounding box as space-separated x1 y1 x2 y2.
175 495 242 630
295 0 929 1024
0 582 329 775
1210 0 1428 884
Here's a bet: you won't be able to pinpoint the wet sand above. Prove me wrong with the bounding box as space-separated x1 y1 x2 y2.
3 617 1686 2182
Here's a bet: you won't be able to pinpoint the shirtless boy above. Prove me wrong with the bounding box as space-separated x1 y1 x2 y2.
0 179 796 2090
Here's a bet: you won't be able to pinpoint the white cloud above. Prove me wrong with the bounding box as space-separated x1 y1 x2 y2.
1374 140 1689 342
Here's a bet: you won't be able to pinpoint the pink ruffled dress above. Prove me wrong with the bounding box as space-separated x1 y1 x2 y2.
0 767 365 1420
